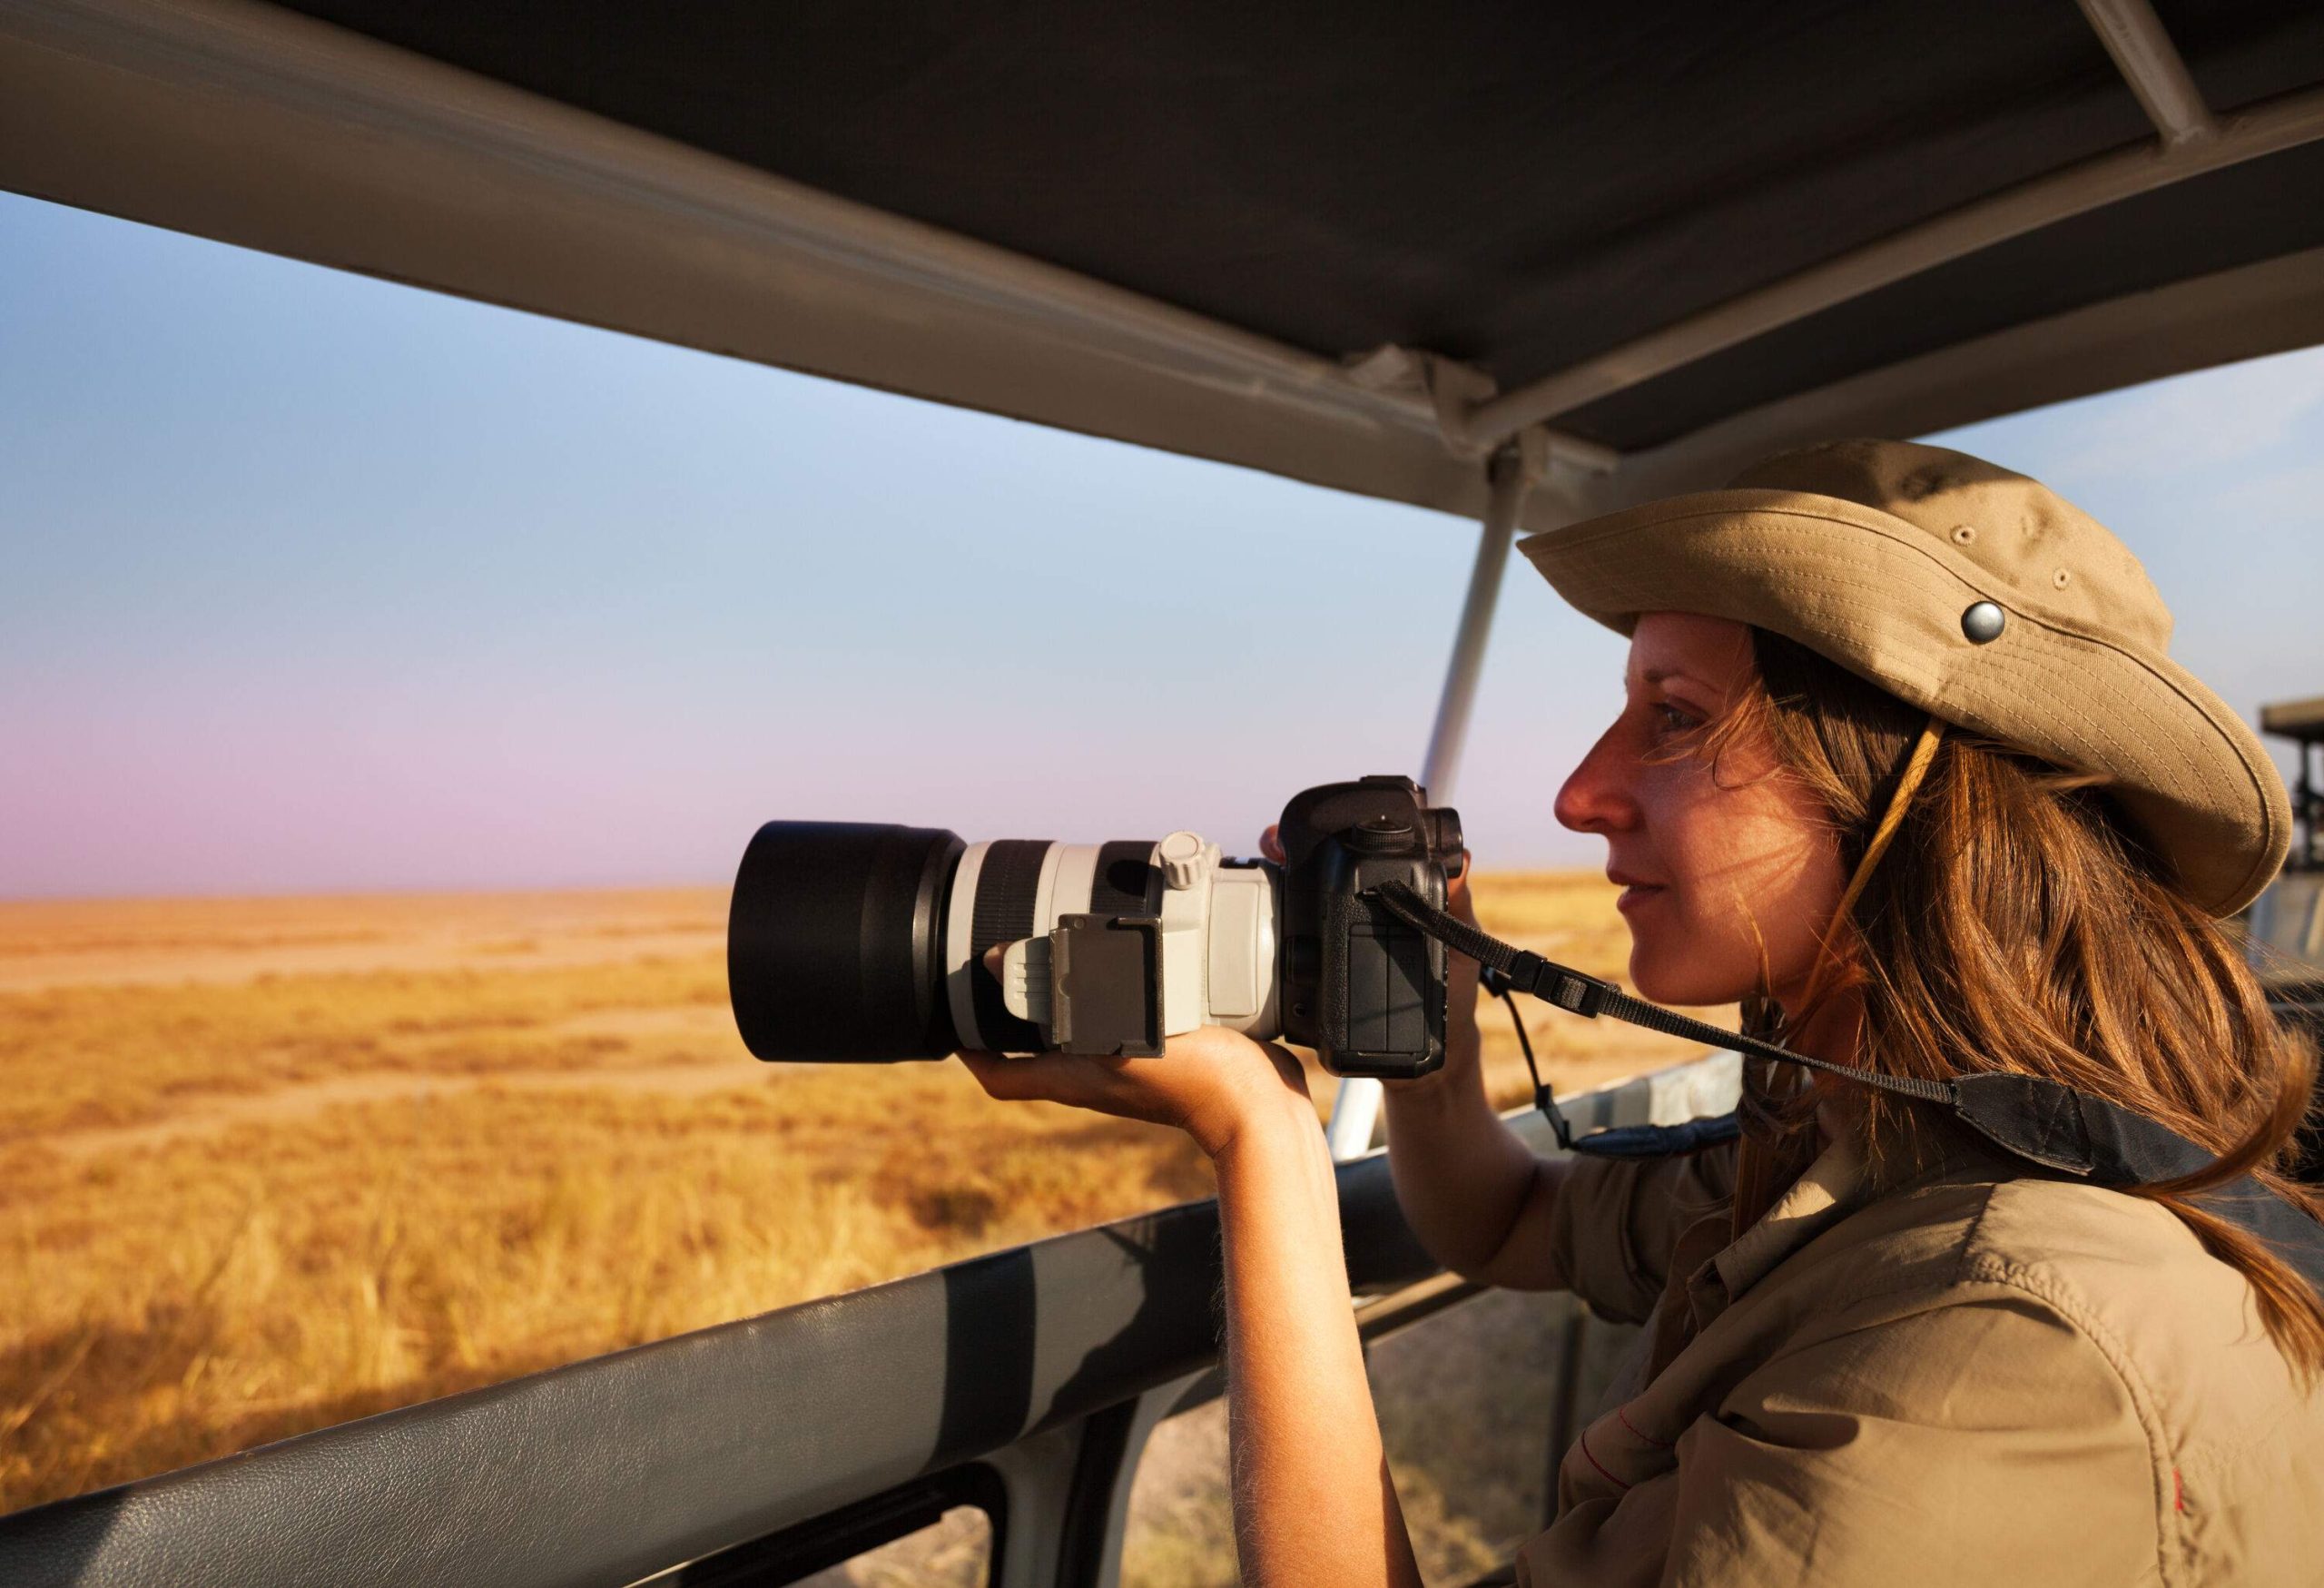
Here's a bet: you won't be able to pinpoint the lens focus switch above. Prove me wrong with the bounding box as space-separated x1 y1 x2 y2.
1157 831 1205 890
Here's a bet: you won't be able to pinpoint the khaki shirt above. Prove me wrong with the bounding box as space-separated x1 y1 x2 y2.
1514 1137 2324 1586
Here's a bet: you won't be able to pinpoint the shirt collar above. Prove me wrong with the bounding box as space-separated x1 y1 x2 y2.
1709 1133 1873 1300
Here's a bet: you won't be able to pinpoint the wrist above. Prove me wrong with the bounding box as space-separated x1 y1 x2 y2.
1206 1085 1327 1169
1382 1065 1465 1108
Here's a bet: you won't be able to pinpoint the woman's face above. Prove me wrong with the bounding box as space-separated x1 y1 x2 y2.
1554 612 1845 1010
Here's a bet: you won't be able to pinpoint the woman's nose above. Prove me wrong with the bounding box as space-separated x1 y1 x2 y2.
1555 724 1640 834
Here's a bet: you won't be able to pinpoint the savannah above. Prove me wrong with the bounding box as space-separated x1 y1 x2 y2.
0 872 1721 1580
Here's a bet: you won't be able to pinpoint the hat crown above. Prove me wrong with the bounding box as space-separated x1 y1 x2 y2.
1518 436 2290 913
1728 439 2173 652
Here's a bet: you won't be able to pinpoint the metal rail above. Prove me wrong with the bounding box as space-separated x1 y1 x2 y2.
0 0 1519 528
6 0 1446 440
1594 242 2324 514
1452 82 2324 449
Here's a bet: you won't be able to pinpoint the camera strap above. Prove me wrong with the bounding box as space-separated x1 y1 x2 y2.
1367 880 1953 1105
1365 880 2324 1295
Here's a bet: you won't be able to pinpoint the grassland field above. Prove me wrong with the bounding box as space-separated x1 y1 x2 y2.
0 874 1728 1576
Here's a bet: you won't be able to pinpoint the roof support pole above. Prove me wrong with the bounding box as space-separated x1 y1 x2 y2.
2075 0 2217 147
1326 440 1540 1160
1416 442 1535 809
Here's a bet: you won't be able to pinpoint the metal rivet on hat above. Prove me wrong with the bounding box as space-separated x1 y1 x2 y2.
1961 600 2006 644
1950 525 1977 546
2053 567 2071 588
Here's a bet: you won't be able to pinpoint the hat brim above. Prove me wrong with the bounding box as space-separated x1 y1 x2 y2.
1519 488 2290 917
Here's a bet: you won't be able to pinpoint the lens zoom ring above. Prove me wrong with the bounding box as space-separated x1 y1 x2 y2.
969 839 1052 1051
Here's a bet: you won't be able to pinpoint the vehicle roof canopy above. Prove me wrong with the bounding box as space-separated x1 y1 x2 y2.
4 0 2323 523
4 10 2324 1582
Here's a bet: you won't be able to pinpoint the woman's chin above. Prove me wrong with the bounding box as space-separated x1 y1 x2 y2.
1629 943 1752 1009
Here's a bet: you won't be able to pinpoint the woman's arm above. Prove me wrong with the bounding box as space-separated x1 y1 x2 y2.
1382 1044 1574 1290
960 1028 1420 1588
1216 1089 1422 1587
1366 843 1575 1289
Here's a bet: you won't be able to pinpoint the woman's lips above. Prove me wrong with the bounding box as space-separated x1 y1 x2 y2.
1609 872 1665 912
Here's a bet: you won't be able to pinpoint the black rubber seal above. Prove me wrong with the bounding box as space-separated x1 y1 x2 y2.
968 840 1052 1052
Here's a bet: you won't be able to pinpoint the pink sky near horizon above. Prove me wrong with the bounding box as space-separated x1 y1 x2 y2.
5 194 2319 903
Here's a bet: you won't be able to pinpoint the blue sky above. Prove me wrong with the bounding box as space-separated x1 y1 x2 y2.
3 192 2319 898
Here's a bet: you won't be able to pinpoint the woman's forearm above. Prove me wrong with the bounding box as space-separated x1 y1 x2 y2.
1215 1109 1421 1588
1381 1011 1569 1285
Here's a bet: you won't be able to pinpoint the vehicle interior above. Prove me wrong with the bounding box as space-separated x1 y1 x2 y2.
4 2 2321 1583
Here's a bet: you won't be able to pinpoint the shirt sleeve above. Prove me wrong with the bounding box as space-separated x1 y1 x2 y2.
1542 1140 1738 1324
1520 1282 2162 1587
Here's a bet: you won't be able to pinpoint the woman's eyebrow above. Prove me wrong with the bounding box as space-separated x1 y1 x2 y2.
1636 666 1703 689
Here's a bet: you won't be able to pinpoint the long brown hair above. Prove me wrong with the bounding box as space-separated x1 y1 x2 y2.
1728 627 2324 1376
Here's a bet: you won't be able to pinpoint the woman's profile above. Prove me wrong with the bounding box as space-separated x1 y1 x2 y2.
961 438 2324 1585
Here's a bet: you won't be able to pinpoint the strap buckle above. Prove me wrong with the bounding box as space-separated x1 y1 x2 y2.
1509 951 1604 1017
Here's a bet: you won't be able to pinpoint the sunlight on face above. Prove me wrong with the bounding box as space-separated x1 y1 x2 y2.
1552 613 1846 1009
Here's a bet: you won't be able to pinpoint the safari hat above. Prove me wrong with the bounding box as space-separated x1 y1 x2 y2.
1518 439 2290 916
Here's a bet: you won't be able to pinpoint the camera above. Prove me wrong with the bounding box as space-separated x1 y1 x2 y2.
727 775 1463 1078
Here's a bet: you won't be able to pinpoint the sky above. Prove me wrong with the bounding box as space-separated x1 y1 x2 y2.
3 192 2319 899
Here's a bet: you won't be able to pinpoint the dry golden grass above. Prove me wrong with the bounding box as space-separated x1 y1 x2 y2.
0 958 736 1141
0 875 1725 1525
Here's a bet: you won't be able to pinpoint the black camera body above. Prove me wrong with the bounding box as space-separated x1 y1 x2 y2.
726 775 1463 1078
1275 775 1463 1078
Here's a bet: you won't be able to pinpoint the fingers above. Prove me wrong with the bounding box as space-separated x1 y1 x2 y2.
957 1046 1047 1101
958 1047 1130 1110
957 1029 1310 1156
958 1049 1075 1093
959 1048 1034 1100
1447 848 1481 925
1259 824 1285 864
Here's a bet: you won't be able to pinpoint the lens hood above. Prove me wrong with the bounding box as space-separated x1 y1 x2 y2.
728 822 963 1061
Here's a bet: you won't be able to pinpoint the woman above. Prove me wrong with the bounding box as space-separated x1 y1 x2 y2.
961 439 2324 1584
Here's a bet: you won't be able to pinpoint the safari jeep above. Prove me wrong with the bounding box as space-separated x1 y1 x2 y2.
3 3 2320 1583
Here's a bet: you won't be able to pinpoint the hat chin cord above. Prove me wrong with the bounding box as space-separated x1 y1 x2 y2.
1729 713 1944 1231
1792 714 1946 1016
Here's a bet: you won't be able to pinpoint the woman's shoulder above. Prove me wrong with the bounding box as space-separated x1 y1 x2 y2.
1726 1169 2324 1579
1794 1169 2324 1500
1956 1176 2318 1441
1957 1173 2250 1317
1867 1171 2301 1366
1802 1169 2297 1378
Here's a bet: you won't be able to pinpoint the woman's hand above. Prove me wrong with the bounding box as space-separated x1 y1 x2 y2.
958 948 1314 1159
1258 824 1484 1092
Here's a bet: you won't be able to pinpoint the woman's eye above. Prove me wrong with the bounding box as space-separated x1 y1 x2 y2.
1652 702 1701 734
